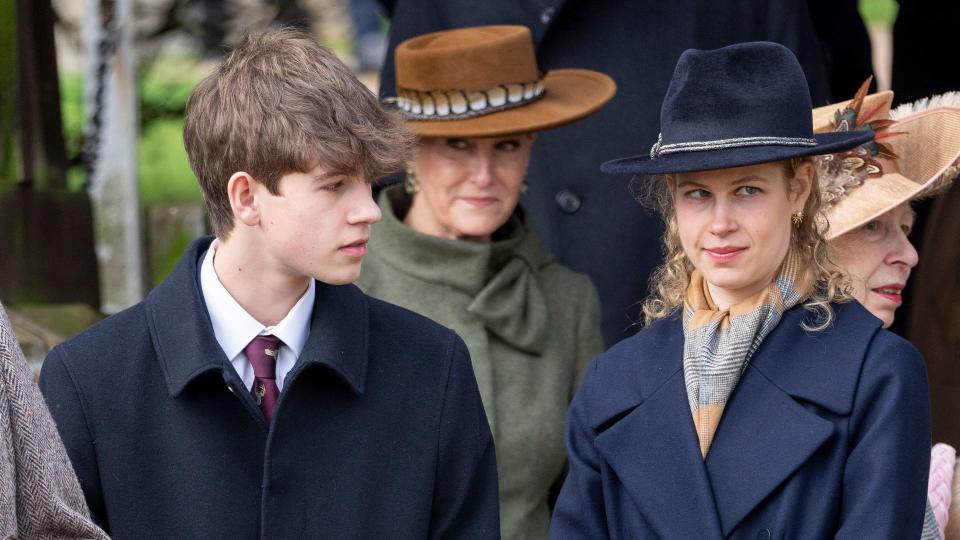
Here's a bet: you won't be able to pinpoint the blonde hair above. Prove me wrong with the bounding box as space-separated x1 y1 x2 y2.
639 157 853 331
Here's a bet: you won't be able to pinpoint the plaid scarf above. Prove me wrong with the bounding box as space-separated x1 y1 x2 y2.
682 251 808 457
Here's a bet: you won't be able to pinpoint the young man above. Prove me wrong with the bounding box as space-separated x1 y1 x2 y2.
40 29 499 538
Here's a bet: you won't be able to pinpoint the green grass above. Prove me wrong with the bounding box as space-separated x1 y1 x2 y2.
138 118 201 204
59 61 203 204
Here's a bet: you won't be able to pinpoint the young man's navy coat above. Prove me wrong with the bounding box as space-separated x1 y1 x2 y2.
550 302 931 539
39 238 500 539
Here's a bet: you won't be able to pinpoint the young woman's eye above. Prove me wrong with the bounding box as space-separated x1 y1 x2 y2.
735 185 761 196
900 224 913 235
495 139 520 151
685 189 710 200
446 138 469 150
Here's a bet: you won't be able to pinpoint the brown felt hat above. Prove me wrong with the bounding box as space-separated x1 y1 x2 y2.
390 25 616 137
811 90 960 239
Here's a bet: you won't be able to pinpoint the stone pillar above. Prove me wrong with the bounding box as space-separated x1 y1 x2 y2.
83 0 146 313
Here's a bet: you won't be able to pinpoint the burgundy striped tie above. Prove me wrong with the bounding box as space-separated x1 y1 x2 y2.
244 335 282 424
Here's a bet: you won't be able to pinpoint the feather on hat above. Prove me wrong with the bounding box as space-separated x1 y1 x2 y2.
811 80 960 239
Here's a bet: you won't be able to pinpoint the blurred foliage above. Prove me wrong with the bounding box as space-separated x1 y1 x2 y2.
0 3 16 188
859 0 899 25
139 118 200 203
150 225 194 286
60 59 202 204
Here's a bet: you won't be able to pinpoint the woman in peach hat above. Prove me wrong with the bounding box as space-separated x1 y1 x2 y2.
813 82 960 540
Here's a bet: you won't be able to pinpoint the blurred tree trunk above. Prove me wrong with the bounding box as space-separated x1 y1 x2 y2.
0 0 100 308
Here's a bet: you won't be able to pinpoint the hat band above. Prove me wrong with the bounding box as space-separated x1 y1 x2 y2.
650 134 817 159
392 78 546 121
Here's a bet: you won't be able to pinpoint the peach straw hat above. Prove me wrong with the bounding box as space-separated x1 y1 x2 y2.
812 79 960 239
388 25 616 138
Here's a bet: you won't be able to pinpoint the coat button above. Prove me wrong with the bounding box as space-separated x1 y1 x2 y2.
758 528 771 540
540 6 555 24
555 189 582 214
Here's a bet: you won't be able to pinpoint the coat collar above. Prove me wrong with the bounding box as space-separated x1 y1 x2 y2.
589 302 881 537
147 237 370 398
370 186 553 353
371 186 553 294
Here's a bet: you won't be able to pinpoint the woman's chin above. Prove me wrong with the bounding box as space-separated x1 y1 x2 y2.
450 219 505 240
863 294 898 328
872 306 896 328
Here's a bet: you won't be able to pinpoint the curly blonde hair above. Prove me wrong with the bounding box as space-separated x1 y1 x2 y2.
638 157 853 331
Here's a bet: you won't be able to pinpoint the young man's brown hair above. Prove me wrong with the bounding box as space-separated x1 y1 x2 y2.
184 28 413 238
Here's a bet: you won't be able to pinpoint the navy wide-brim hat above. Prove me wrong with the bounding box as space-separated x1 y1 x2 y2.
601 41 874 175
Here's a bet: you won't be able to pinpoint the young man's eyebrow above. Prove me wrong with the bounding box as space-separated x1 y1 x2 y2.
311 171 343 181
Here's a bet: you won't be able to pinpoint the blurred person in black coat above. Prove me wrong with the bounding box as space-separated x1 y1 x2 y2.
892 0 960 450
378 0 872 346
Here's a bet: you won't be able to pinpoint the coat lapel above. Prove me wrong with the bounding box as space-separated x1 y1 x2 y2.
149 238 371 398
703 363 834 536
596 370 725 539
704 304 878 536
148 237 229 397
286 282 369 396
588 305 879 538
592 317 724 539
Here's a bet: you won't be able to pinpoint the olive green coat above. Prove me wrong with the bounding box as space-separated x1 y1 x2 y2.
357 187 604 540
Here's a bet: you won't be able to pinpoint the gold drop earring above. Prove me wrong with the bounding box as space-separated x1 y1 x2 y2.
404 168 419 195
791 210 803 227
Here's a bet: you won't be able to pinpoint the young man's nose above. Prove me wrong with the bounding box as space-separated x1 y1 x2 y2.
347 187 382 225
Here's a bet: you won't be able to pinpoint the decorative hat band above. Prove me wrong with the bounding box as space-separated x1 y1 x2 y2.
649 133 817 159
393 77 546 121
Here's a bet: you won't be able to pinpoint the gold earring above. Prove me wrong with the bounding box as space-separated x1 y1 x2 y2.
791 211 803 227
404 168 419 194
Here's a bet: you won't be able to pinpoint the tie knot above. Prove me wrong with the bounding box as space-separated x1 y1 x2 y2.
245 335 282 379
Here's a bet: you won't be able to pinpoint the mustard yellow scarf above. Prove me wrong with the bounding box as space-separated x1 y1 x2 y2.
682 251 808 456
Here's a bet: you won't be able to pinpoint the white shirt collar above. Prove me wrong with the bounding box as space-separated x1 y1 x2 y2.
200 239 314 362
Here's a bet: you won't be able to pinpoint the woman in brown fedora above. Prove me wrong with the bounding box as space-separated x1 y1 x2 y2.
812 85 960 540
355 25 615 540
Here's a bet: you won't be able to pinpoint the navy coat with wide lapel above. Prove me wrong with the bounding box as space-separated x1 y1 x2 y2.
378 0 870 348
40 238 500 539
550 302 931 539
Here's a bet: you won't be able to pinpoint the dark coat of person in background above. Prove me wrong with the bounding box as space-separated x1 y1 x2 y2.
39 239 499 538
909 181 960 449
891 0 960 449
0 302 107 539
378 0 872 347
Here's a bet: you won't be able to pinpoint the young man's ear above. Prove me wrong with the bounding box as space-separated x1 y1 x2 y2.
227 171 260 227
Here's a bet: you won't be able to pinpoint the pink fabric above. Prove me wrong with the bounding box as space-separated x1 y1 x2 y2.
930 443 957 537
